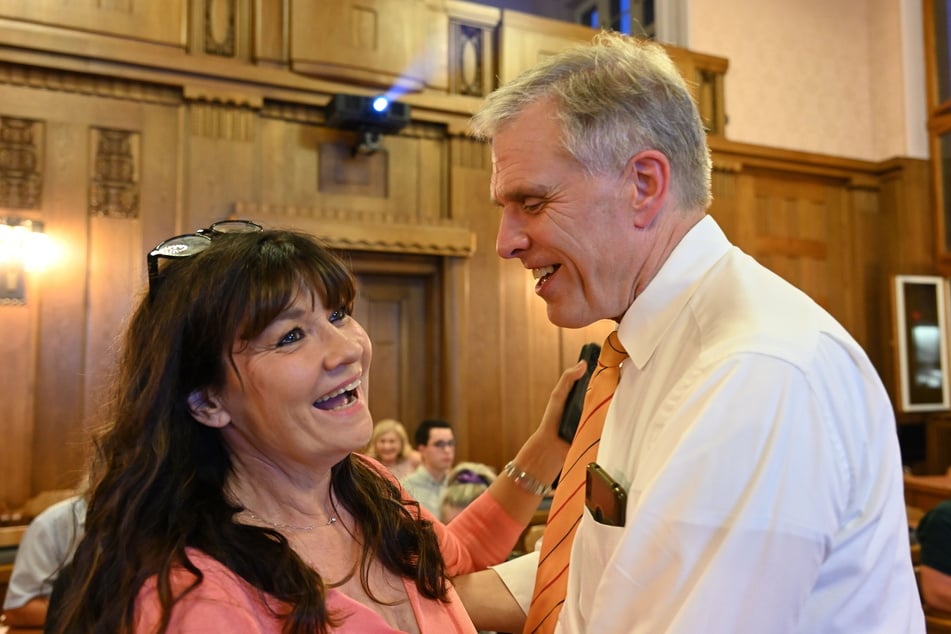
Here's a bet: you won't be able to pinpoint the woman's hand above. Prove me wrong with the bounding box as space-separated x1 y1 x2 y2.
513 360 587 482
530 360 588 446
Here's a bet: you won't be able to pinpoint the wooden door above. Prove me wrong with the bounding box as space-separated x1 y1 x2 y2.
350 253 443 439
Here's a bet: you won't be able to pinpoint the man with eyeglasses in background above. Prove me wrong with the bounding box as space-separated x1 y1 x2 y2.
401 419 457 516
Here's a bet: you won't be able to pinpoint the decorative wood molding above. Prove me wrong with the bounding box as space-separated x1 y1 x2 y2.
291 61 426 93
183 85 260 141
0 62 180 105
260 100 326 124
260 99 446 141
446 0 499 99
0 117 43 209
88 127 139 218
96 0 133 11
183 85 262 109
450 22 487 97
204 0 236 57
234 202 476 257
188 102 256 141
710 136 881 189
712 158 743 173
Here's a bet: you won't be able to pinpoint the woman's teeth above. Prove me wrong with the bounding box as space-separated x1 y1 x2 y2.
314 379 361 411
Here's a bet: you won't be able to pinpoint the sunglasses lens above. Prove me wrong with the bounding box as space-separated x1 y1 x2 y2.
209 220 263 234
150 234 212 259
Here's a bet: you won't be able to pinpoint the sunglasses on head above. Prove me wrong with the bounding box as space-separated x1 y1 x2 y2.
147 219 262 299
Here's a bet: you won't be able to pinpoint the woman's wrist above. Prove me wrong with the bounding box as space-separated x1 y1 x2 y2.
502 460 554 497
511 431 569 488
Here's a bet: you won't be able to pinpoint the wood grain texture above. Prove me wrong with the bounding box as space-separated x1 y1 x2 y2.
0 2 942 512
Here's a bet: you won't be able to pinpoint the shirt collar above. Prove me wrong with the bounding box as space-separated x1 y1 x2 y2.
617 215 732 370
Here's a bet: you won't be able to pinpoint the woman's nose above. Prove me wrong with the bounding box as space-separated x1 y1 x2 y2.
324 325 368 369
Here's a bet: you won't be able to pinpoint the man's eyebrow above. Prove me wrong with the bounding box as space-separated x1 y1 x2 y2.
491 185 551 206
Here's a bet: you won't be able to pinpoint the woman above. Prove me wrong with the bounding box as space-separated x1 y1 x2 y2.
364 419 420 480
51 223 577 634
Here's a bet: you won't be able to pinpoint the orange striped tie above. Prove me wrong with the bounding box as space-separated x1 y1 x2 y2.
523 331 628 634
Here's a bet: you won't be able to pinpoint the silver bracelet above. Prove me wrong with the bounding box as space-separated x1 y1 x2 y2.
503 461 554 496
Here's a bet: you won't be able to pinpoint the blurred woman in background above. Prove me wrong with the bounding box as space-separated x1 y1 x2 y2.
364 419 420 480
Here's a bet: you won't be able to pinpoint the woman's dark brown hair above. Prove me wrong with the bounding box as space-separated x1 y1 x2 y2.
51 230 447 634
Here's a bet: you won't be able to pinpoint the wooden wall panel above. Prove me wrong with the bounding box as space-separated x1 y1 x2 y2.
185 103 258 229
745 175 851 321
258 116 319 209
83 217 142 432
255 116 447 223
0 1 944 511
0 84 180 508
30 118 92 499
253 0 288 67
0 295 36 515
453 136 565 469
353 273 429 427
0 0 186 47
848 185 885 376
498 10 594 86
873 159 947 472
448 136 512 466
289 0 448 91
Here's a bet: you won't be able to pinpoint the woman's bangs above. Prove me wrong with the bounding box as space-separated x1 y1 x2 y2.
237 243 354 340
299 254 355 315
237 265 300 340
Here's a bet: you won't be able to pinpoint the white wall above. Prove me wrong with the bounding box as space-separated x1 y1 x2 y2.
686 0 927 161
470 0 928 162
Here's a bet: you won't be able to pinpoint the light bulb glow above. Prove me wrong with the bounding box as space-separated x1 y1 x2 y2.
0 220 55 273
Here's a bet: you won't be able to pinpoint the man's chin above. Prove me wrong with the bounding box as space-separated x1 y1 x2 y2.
546 304 593 329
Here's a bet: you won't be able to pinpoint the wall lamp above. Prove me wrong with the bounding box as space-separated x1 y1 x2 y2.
324 93 411 156
0 217 50 305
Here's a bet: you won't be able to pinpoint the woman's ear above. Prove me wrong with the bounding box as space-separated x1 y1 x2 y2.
623 149 670 228
187 389 230 428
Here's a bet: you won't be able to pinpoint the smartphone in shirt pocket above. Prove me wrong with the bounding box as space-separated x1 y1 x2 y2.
585 462 627 527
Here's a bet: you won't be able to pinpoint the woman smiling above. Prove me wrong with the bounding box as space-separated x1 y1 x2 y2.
49 225 576 634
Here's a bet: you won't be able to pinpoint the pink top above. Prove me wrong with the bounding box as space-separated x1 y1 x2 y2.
133 464 522 633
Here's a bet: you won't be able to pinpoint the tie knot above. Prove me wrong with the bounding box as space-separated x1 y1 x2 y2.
600 331 628 367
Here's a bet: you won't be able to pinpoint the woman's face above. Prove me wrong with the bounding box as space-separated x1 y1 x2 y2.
374 431 403 464
200 289 373 475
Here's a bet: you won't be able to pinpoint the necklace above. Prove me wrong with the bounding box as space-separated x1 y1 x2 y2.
244 510 337 532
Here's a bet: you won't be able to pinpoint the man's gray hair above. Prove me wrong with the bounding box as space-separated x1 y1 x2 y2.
470 31 712 211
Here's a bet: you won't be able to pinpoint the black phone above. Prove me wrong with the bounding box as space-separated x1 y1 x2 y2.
557 342 601 442
585 462 627 527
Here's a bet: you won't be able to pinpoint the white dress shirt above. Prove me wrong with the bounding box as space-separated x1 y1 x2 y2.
498 216 924 633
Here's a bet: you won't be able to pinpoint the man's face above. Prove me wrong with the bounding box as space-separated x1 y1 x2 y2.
490 98 643 327
419 427 455 478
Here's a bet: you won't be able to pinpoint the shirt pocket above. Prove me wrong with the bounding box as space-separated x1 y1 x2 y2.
574 494 635 620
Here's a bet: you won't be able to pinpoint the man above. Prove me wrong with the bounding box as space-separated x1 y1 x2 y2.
401 418 456 515
462 31 923 633
917 500 951 612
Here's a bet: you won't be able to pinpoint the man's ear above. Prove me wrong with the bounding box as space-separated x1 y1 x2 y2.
622 149 670 229
187 389 230 428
